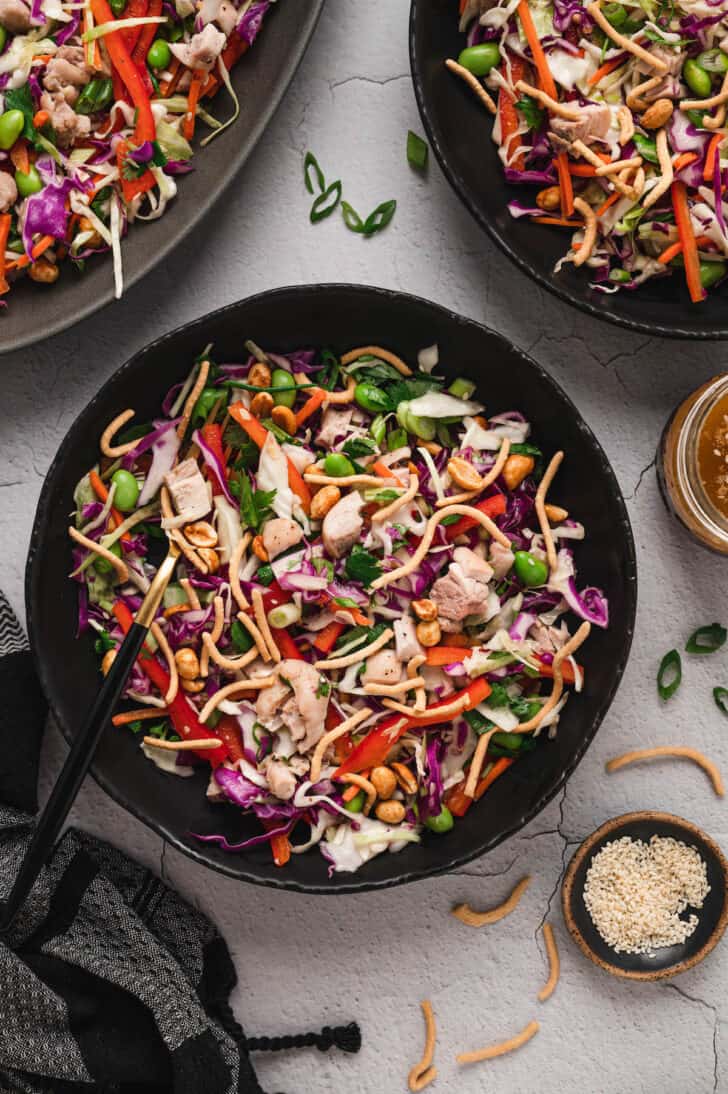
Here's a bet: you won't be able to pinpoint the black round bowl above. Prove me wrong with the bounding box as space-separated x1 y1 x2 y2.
410 0 728 338
0 1 324 354
563 812 728 980
26 284 637 893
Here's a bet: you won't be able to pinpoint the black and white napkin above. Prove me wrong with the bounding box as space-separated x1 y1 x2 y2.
0 591 360 1093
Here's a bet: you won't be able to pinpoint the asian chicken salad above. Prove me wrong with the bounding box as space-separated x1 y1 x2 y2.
0 0 273 302
453 0 728 302
69 340 608 875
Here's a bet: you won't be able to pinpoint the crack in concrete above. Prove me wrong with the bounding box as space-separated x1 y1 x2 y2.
328 73 411 92
453 855 519 880
665 983 719 1092
535 785 571 940
625 457 656 500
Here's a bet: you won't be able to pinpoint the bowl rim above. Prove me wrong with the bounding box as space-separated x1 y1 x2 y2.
0 0 325 356
562 809 728 980
25 282 638 893
408 0 728 341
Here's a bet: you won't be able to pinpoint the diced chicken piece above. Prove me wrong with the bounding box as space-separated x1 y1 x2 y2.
0 0 30 31
215 0 237 35
39 91 91 146
262 517 303 561
489 539 515 581
206 770 226 802
265 759 297 801
256 659 329 755
170 23 226 72
43 45 93 100
550 103 611 147
315 406 353 448
430 559 494 633
163 458 211 525
322 490 364 559
453 546 494 584
458 0 495 29
362 649 401 687
0 172 17 213
394 616 423 662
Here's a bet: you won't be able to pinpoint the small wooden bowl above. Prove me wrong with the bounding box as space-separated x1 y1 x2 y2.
562 811 728 981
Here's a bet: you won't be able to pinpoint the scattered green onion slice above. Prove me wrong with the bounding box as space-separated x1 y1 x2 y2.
304 150 325 195
267 602 302 629
714 686 728 715
686 623 727 654
657 649 682 700
310 180 342 223
363 199 397 236
82 15 165 40
407 129 428 170
341 200 365 233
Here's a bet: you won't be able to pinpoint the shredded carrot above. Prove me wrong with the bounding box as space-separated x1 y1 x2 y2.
672 180 704 303
160 56 183 98
30 234 55 261
658 234 713 265
182 69 205 142
0 213 10 295
112 708 169 726
555 153 574 216
33 109 50 128
674 151 699 172
10 139 29 175
89 468 132 543
342 783 361 803
425 646 469 666
532 216 582 227
587 53 627 86
295 387 326 428
595 192 620 216
269 832 291 867
517 0 556 97
445 757 514 817
704 134 723 181
371 459 404 486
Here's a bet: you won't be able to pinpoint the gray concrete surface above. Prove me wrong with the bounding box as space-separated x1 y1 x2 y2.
2 1 728 1090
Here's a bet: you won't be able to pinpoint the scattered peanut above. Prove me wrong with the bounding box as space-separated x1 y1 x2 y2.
250 391 274 418
416 619 442 647
418 440 442 456
29 258 59 284
472 415 489 430
174 647 201 681
375 799 406 824
391 761 418 795
183 520 218 548
641 98 673 129
370 766 398 800
78 215 102 248
536 185 561 211
544 503 569 523
181 677 205 693
248 362 272 388
413 598 438 622
196 547 220 573
447 456 482 491
503 454 535 491
310 484 341 520
101 649 116 676
271 405 297 435
252 534 269 561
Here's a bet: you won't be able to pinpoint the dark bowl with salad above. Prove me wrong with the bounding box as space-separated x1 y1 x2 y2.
26 284 637 893
411 0 728 338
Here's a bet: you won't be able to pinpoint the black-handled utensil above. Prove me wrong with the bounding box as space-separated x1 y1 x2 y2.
0 541 180 932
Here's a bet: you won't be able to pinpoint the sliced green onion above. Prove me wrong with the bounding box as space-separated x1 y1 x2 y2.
268 602 302 629
341 200 365 233
407 129 428 170
363 199 397 236
448 377 476 400
82 15 165 40
310 180 342 223
686 623 727 654
657 649 682 700
370 414 387 447
714 686 728 715
304 150 325 194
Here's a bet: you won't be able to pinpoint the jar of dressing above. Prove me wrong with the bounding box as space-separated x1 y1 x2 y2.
658 374 728 554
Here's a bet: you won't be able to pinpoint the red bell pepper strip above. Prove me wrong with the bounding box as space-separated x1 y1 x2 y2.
228 403 312 515
334 677 492 777
271 627 304 660
200 423 227 496
262 821 292 866
215 714 245 763
116 140 156 202
313 620 345 654
112 601 229 766
92 0 156 145
445 757 514 817
498 57 526 173
672 180 704 304
425 646 469 666
444 493 507 541
131 0 161 67
122 0 148 50
536 657 581 687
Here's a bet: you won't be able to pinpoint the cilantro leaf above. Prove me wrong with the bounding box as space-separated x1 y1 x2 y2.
94 630 116 655
344 544 382 587
516 95 545 132
343 436 379 459
334 621 388 653
231 619 254 653
230 472 276 532
4 86 45 149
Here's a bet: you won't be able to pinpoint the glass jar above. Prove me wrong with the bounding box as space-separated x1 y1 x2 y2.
657 374 728 555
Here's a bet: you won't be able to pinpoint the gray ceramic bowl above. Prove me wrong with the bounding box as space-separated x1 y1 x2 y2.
0 1 324 354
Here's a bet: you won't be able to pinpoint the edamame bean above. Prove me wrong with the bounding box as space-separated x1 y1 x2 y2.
456 43 501 76
344 790 366 813
697 48 728 74
111 468 140 511
94 540 122 575
15 167 42 197
683 58 712 98
700 260 726 289
270 367 296 408
147 38 172 70
0 27 7 52
513 550 548 587
324 453 356 477
425 806 454 834
602 2 626 26
355 381 391 414
0 110 25 151
609 268 631 283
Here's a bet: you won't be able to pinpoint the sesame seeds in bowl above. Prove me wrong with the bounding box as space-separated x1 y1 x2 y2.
562 812 728 981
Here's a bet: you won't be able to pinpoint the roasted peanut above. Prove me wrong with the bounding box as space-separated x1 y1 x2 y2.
502 454 535 491
29 258 59 284
181 677 205 693
447 456 482 491
472 415 488 430
536 186 561 212
248 362 272 388
370 766 398 800
183 520 218 548
413 598 438 622
418 440 442 456
174 647 200 681
101 649 116 676
416 619 441 647
271 405 297 435
310 484 341 520
641 98 673 129
250 391 274 419
391 762 418 795
252 534 269 561
78 215 103 248
197 547 220 573
375 799 406 824
544 503 569 523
